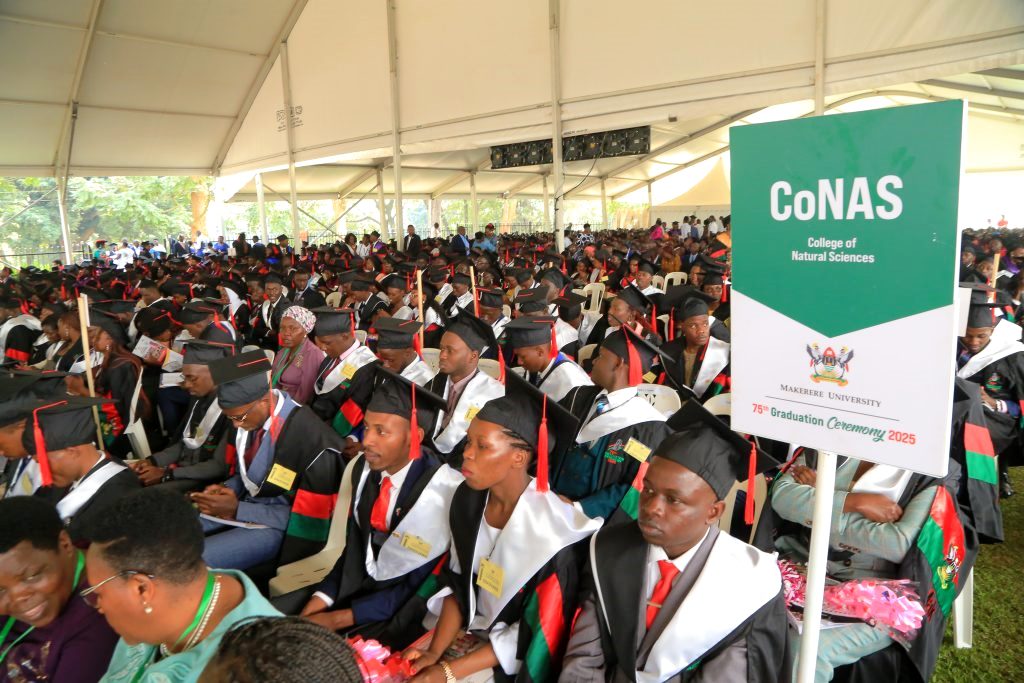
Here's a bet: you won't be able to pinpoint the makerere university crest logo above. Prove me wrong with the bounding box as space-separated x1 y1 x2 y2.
806 343 854 386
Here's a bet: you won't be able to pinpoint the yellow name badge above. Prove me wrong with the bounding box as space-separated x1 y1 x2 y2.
266 463 297 490
464 405 480 422
341 363 357 380
476 557 505 598
401 533 432 558
624 438 652 463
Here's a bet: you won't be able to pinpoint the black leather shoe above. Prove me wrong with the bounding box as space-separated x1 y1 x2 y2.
1000 471 1015 499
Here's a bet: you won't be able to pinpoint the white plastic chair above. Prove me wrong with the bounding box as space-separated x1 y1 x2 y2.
577 343 598 366
325 291 343 307
582 282 606 314
665 271 688 288
502 304 511 319
652 274 665 290
355 330 367 344
421 348 441 373
269 455 360 597
952 569 974 648
636 383 682 417
263 348 275 364
703 392 732 417
478 358 501 380
719 473 769 543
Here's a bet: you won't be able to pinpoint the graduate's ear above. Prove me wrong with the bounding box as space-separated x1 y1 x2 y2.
705 500 727 527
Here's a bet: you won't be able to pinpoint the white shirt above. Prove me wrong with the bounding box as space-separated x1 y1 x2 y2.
643 528 710 606
582 386 637 426
313 459 414 608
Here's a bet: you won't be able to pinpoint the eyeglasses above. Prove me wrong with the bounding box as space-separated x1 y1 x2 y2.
225 401 260 424
80 570 155 609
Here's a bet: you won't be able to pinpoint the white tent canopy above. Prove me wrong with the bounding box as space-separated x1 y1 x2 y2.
2 0 1023 181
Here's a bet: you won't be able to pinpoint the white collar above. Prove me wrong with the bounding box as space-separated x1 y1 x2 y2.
70 453 107 491
380 459 413 492
647 527 710 575
337 338 363 363
604 386 638 410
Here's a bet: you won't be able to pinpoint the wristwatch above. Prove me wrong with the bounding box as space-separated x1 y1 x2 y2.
438 661 456 683
160 466 176 483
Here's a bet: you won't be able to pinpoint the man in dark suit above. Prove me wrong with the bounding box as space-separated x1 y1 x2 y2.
452 225 471 255
681 240 701 272
403 224 421 255
291 263 326 309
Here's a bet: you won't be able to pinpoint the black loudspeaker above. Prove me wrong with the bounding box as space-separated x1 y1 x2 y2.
490 126 650 169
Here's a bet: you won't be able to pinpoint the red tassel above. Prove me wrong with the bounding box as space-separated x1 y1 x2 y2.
33 401 67 487
560 258 567 275
474 291 480 317
497 346 507 385
744 440 757 525
624 331 642 387
409 382 421 460
721 285 728 303
536 394 549 492
668 309 675 342
61 284 67 301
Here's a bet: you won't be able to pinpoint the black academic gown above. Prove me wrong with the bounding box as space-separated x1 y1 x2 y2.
553 386 672 523
949 377 1003 543
293 286 327 309
45 462 141 544
149 393 228 494
957 340 1024 464
658 337 731 402
309 358 380 439
305 454 445 648
443 484 587 683
561 523 790 683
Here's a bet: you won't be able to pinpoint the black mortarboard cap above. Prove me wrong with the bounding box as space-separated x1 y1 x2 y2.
635 257 657 275
0 394 45 428
264 272 284 285
475 370 577 491
445 312 495 353
503 316 558 351
514 287 549 314
23 397 114 485
375 317 422 350
380 274 406 291
538 268 568 290
350 277 375 292
177 301 219 325
366 365 445 437
554 291 586 321
602 326 660 385
451 273 472 287
182 339 235 365
476 288 505 310
615 284 652 313
90 309 128 347
312 307 356 336
209 350 272 408
662 285 715 319
661 399 781 501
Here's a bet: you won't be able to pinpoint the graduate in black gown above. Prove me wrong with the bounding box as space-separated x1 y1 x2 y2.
407 372 601 683
23 397 141 543
560 400 789 682
275 369 459 650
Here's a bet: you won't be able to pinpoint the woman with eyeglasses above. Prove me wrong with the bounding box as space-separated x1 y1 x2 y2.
0 496 118 683
87 488 280 683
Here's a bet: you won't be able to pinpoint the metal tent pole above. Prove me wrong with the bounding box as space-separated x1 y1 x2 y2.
386 0 403 246
549 0 565 252
280 41 300 239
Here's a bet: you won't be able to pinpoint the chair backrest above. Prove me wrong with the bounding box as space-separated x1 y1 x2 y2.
703 392 732 417
502 304 512 319
664 271 688 288
478 358 501 380
325 291 343 307
652 274 665 290
263 348 276 364
355 330 367 344
719 473 769 543
577 343 598 365
421 348 441 373
582 282 606 313
636 383 682 417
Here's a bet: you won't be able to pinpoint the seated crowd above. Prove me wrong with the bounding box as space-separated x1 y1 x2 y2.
0 219 1009 682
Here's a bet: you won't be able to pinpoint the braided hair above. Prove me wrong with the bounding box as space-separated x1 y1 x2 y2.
198 617 366 683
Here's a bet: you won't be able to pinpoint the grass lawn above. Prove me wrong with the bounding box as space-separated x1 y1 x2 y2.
933 469 1024 682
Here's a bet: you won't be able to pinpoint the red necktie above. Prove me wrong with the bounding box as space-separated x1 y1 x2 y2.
370 477 393 532
244 428 265 468
645 560 680 629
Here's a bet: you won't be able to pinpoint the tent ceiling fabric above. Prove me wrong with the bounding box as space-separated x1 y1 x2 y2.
1 0 1023 184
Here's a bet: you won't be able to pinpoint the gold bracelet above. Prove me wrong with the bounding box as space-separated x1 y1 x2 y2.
438 660 457 683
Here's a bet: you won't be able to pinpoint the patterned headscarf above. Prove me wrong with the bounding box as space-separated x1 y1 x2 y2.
283 305 316 334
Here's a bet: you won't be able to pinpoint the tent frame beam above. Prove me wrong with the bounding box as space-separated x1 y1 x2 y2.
922 78 1024 102
212 0 309 174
